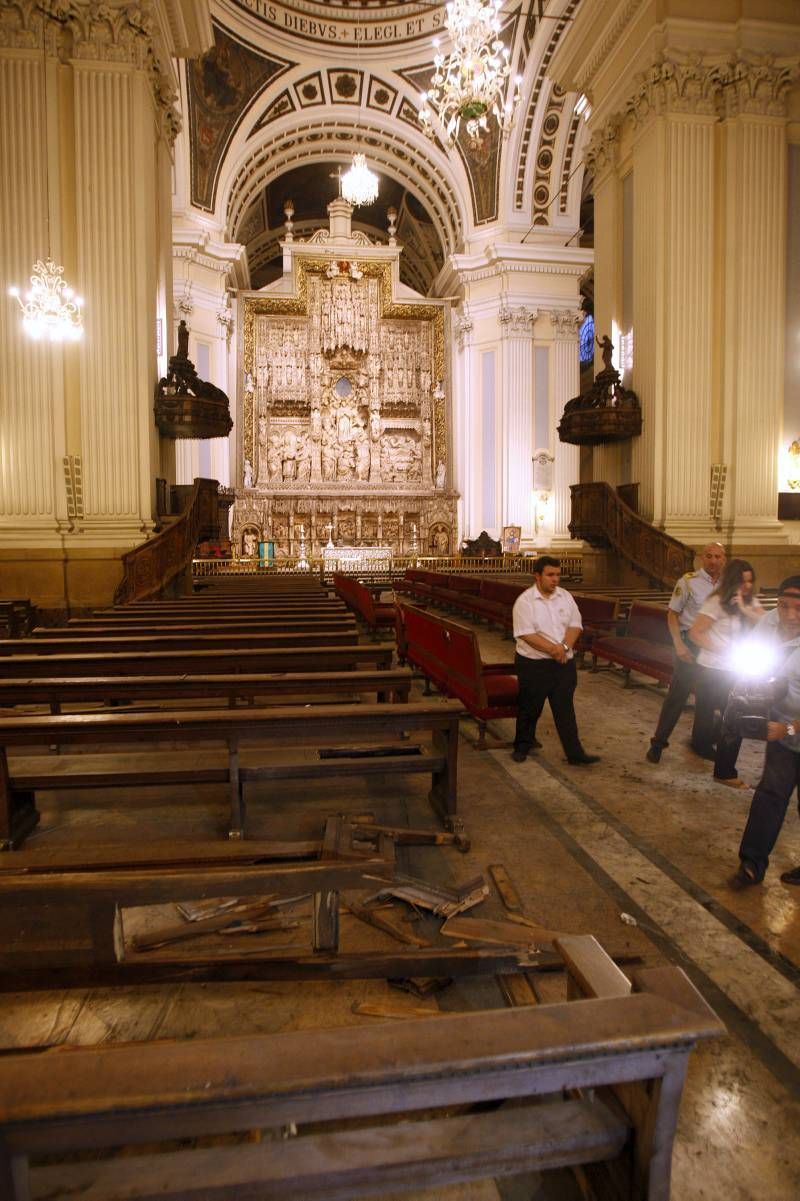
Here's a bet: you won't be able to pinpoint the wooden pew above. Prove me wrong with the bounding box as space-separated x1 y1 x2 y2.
0 817 398 985
35 617 357 638
0 643 395 681
0 946 723 1201
399 604 518 748
0 630 359 656
334 574 397 637
0 699 464 848
0 668 413 715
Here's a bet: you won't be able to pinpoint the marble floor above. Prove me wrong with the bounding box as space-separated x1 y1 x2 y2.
1 616 799 1199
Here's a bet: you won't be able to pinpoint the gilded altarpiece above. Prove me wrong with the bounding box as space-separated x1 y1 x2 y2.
234 257 456 559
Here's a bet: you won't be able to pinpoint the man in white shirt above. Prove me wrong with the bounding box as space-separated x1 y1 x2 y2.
512 556 600 765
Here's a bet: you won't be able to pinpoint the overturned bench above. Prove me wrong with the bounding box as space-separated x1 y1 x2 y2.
0 938 723 1201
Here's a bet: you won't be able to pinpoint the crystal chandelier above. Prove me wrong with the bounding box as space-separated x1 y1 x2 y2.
8 259 84 342
341 153 379 207
419 0 522 146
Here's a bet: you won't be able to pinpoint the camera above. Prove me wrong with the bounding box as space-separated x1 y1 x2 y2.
723 676 788 741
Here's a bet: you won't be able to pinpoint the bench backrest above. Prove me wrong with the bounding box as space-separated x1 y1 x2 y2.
479 579 528 605
334 574 376 621
626 601 671 644
446 574 482 595
574 594 620 627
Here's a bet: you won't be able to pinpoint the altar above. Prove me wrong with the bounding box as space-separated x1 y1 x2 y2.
322 545 393 575
232 197 457 561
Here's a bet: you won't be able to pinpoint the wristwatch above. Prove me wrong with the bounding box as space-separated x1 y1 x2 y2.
787 723 796 738
561 642 569 653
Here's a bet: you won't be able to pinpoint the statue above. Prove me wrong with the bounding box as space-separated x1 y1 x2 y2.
282 430 298 480
355 432 370 481
337 441 355 480
296 435 311 481
243 459 253 489
369 409 382 441
310 404 322 440
433 528 449 555
596 333 614 373
243 530 258 557
435 460 446 490
267 435 282 480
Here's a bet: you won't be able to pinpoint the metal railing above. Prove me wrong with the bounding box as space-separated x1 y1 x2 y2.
192 552 583 582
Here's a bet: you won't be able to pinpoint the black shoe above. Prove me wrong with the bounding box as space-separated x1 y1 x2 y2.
780 865 800 886
646 745 662 764
532 738 543 750
567 754 601 766
729 862 761 890
511 750 527 763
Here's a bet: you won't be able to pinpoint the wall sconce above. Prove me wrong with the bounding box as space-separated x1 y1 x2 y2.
532 448 555 540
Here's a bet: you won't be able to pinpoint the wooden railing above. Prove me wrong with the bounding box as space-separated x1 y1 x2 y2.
570 482 694 587
114 480 206 605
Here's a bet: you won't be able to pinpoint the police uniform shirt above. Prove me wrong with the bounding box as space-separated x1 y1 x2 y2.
513 585 582 661
669 568 715 631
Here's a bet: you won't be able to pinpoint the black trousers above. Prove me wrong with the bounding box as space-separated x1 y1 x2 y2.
693 667 735 759
651 653 701 750
739 741 800 880
514 654 583 759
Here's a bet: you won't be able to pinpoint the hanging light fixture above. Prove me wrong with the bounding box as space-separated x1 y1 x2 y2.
341 153 379 207
7 13 84 342
340 10 379 208
9 260 83 342
419 0 522 147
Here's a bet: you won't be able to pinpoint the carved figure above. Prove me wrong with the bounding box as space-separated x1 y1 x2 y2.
370 409 382 441
310 405 322 440
296 435 311 481
321 423 337 481
282 430 298 480
355 432 370 481
243 530 258 557
337 441 356 480
433 528 449 555
435 461 446 490
267 435 282 481
597 333 614 372
243 459 253 489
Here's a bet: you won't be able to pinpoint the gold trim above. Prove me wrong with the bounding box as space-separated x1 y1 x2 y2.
242 259 448 468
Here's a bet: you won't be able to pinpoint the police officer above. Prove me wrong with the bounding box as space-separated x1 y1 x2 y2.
645 542 725 764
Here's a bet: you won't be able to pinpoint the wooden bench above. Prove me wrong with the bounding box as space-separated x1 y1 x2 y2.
397 572 529 635
334 573 397 636
0 667 413 715
1 629 359 656
399 604 517 748
591 602 674 685
0 940 723 1201
36 617 356 638
0 817 399 986
0 699 464 849
0 643 395 681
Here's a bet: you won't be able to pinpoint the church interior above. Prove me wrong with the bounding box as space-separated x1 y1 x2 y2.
1 1 799 1198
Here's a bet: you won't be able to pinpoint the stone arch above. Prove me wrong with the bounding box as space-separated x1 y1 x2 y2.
219 110 468 264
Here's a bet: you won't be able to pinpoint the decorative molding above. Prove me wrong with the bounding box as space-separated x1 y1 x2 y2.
499 305 536 338
721 56 799 119
573 0 646 97
0 0 182 143
454 309 473 350
549 308 583 339
625 54 724 125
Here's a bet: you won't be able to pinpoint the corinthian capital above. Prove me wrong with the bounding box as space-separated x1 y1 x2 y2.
499 305 536 338
549 309 583 340
625 53 724 125
454 309 473 350
721 55 799 118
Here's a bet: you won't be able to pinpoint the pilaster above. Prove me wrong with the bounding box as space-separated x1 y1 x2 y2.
452 307 478 539
549 309 583 546
499 304 535 533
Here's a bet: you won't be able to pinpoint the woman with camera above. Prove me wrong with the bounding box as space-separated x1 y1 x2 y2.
689 559 765 788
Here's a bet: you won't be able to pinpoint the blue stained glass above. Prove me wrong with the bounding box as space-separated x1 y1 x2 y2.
579 314 594 364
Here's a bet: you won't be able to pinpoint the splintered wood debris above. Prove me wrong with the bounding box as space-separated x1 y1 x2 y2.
362 873 489 918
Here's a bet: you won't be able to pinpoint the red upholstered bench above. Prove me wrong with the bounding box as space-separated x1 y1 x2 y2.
591 601 673 685
399 603 518 747
334 575 396 637
467 578 528 634
395 569 437 602
573 594 622 664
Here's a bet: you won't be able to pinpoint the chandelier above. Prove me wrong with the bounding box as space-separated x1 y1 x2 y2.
341 153 379 207
8 259 84 342
419 0 522 146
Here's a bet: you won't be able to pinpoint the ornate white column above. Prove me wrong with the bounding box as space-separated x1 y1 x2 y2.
720 61 796 542
452 306 476 539
499 304 535 533
0 16 65 544
549 309 583 545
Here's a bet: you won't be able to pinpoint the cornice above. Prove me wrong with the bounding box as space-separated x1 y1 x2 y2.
449 241 593 286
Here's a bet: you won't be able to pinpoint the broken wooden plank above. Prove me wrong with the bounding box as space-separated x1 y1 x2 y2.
363 873 488 919
441 915 567 950
488 864 525 914
554 935 632 1001
351 1000 440 1020
347 901 431 948
496 973 540 1008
